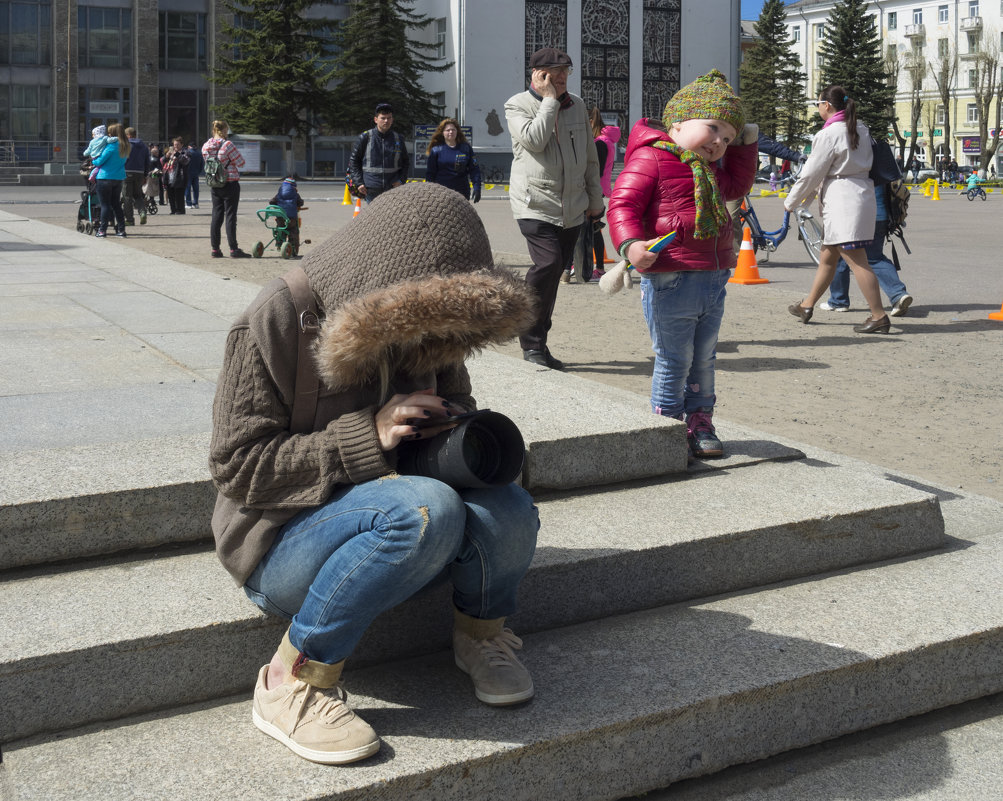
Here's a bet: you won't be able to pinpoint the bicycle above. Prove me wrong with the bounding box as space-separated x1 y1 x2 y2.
966 184 987 201
736 192 823 265
482 166 506 184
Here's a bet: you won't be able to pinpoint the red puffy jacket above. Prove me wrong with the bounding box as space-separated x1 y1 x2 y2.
608 119 756 273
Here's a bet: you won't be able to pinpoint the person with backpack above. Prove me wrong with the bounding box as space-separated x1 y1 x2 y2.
347 103 409 203
819 183 913 317
784 86 889 334
201 120 250 258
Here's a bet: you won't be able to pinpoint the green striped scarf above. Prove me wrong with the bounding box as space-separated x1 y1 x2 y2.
651 140 729 240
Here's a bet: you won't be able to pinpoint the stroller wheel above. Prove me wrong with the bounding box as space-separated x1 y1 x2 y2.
84 223 93 235
251 242 264 259
77 220 85 233
280 242 293 260
148 201 158 216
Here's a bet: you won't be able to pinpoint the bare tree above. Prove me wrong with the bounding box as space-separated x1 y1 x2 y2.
929 41 958 164
970 29 1003 172
903 44 925 169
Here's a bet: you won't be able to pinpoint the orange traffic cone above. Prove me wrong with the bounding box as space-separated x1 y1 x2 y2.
990 301 1003 321
603 243 615 264
352 198 362 218
729 224 769 285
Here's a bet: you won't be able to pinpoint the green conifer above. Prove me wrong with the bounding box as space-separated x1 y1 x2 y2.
211 0 337 137
329 0 452 135
818 0 896 136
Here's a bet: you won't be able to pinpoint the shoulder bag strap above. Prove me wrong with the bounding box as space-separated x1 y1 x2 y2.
279 266 321 435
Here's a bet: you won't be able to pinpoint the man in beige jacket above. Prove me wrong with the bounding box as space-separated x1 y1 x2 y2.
505 47 603 370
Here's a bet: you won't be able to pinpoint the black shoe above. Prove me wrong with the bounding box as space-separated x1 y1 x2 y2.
230 249 251 259
211 249 224 258
523 348 565 371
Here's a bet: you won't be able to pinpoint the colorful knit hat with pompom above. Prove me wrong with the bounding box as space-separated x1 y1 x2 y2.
662 69 744 134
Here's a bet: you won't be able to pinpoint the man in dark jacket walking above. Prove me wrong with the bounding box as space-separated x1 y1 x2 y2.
185 143 204 209
348 103 409 203
122 128 150 226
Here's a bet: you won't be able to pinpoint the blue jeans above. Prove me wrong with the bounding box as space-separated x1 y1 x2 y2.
828 220 908 308
640 269 729 418
185 174 200 207
244 475 538 665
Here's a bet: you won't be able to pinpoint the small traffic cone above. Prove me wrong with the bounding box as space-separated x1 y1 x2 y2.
932 182 941 200
352 198 362 218
989 301 1003 321
603 243 615 264
342 184 351 205
729 225 769 285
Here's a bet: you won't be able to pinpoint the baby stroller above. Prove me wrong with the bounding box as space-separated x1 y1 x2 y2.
76 186 101 235
252 204 305 259
143 170 160 216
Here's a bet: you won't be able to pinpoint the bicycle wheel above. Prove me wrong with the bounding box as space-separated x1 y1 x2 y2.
966 189 974 201
980 188 987 201
797 214 823 265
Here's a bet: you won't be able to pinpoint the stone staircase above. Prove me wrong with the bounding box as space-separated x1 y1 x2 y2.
2 354 1001 801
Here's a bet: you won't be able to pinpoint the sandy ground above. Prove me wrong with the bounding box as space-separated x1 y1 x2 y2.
14 183 1002 502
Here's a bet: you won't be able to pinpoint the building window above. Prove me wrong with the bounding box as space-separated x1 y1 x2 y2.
791 25 800 42
936 104 945 123
582 0 629 132
0 83 51 139
816 52 825 68
968 32 980 52
888 12 897 29
967 103 979 123
939 38 950 56
939 5 948 23
970 68 978 87
0 0 52 65
431 90 445 118
641 0 680 122
913 8 923 24
159 13 207 72
815 23 824 38
969 1 980 15
78 7 132 69
158 88 207 145
434 17 446 59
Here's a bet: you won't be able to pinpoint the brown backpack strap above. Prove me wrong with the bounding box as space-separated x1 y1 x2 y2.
280 266 321 435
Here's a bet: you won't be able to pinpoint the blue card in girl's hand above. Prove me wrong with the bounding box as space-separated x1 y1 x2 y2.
648 231 676 252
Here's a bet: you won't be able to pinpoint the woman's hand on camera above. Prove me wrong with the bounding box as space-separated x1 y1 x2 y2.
375 389 459 451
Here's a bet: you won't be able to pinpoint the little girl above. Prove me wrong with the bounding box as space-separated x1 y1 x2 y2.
608 70 757 458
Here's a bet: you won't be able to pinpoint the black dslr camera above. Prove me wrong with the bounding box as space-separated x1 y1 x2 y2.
397 410 525 489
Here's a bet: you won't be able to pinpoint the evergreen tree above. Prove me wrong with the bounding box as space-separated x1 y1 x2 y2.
329 0 452 136
818 0 896 136
739 0 807 150
210 0 337 137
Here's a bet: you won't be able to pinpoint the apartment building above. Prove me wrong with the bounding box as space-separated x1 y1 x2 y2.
786 0 1003 169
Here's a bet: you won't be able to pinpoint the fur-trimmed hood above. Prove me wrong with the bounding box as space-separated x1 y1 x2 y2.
301 182 535 391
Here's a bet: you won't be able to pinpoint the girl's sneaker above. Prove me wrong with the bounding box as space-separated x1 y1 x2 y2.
819 301 849 312
687 410 723 458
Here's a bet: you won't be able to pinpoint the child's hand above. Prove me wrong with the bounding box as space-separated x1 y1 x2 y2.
733 123 759 146
627 240 659 270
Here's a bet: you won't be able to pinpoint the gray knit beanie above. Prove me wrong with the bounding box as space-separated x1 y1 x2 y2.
305 182 535 391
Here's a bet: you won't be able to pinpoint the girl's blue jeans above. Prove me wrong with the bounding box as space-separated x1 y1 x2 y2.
243 475 539 665
640 268 730 418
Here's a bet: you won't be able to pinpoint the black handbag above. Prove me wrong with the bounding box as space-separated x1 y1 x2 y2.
869 137 902 186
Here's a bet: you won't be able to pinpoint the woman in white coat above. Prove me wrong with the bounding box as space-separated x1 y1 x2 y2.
784 86 889 334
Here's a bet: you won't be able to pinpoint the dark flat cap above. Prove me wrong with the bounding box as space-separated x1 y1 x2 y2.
529 47 572 69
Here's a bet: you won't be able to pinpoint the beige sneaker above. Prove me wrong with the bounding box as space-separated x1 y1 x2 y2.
453 628 535 706
251 665 380 764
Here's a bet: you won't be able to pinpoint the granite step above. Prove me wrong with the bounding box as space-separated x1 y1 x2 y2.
3 488 998 801
1 352 715 571
0 458 945 744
